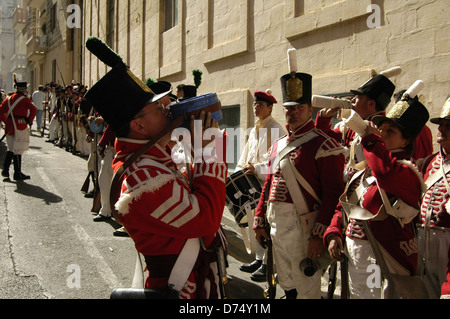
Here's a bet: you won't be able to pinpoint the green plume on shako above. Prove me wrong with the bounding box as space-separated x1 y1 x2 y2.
193 69 203 89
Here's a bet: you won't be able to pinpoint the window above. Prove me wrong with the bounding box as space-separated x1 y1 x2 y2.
107 0 115 49
220 104 241 171
50 3 57 32
52 59 57 82
164 0 178 31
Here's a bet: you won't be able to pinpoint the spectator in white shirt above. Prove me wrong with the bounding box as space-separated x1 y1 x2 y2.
32 85 46 131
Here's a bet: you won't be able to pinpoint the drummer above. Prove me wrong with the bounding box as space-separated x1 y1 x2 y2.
237 90 285 282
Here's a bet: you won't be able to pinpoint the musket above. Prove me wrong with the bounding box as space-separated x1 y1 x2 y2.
91 132 102 213
41 101 47 137
80 172 91 194
327 261 337 299
340 211 349 299
71 102 78 155
262 178 276 299
215 228 230 299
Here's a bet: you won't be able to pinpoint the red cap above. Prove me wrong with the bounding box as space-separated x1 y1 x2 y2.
254 90 277 105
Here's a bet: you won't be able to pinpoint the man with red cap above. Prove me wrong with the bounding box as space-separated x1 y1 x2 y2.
237 89 285 282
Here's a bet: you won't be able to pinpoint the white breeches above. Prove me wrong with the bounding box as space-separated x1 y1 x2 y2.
267 201 321 299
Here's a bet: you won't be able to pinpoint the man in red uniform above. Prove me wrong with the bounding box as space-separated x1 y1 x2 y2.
315 74 396 181
254 72 345 299
325 96 429 299
393 89 433 160
0 81 37 180
85 37 227 299
417 96 450 299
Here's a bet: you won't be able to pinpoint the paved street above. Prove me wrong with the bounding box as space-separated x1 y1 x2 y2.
0 126 339 299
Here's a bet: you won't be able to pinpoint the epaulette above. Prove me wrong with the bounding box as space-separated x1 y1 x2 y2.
315 128 346 160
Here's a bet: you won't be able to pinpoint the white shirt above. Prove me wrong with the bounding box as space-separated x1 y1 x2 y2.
236 115 285 182
32 90 46 111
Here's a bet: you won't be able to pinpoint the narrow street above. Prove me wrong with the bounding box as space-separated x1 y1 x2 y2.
0 126 338 299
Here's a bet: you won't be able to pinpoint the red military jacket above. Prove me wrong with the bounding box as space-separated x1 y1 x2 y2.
324 134 423 275
0 93 37 135
417 151 450 298
112 135 227 298
315 111 433 161
417 151 450 229
254 119 345 240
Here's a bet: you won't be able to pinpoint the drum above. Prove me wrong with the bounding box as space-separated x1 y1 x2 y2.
226 170 262 228
169 93 223 128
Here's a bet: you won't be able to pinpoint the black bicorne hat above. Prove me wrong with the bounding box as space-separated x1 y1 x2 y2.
280 73 312 106
372 97 429 139
84 37 170 133
350 74 395 110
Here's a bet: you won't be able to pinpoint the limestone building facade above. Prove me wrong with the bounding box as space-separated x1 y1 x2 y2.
80 0 449 164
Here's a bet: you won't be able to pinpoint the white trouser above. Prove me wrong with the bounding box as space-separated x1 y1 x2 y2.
48 115 59 141
345 237 381 299
417 226 450 299
98 146 115 217
267 201 321 299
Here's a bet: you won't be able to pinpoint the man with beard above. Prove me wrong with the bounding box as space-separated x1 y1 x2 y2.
254 72 345 299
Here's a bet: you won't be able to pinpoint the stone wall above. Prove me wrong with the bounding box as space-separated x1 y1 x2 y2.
82 0 450 152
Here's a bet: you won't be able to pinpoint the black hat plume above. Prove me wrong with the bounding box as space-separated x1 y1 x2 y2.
85 36 125 69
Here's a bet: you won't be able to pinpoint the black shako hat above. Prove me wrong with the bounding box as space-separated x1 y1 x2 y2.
372 97 429 139
148 81 178 102
280 73 312 106
84 37 170 133
179 85 197 101
15 82 28 90
350 74 395 110
430 96 450 124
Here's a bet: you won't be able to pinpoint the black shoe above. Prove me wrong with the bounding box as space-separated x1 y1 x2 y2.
113 226 129 237
13 172 30 181
239 259 262 273
1 170 9 178
93 214 111 222
84 191 94 198
250 264 267 282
